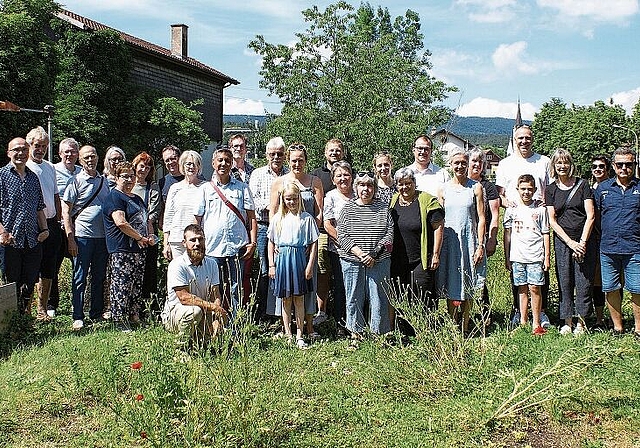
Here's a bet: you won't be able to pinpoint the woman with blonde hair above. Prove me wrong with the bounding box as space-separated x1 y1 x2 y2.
162 150 205 260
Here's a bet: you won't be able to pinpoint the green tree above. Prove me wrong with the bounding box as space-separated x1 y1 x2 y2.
533 99 628 177
248 1 455 170
52 22 135 153
0 0 58 151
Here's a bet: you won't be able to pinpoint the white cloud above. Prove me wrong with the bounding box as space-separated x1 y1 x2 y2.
430 49 478 85
492 41 539 75
455 0 518 23
456 97 538 120
537 0 638 22
223 97 266 115
610 87 640 115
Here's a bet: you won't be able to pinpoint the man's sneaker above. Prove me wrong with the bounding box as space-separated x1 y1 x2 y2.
296 337 308 349
511 311 521 326
46 308 56 318
313 311 327 326
573 323 586 336
539 312 551 329
559 324 572 335
532 326 547 336
72 319 84 331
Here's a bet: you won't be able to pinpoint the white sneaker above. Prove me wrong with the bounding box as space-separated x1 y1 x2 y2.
511 311 521 326
72 319 84 331
47 309 55 318
313 311 327 326
540 312 551 329
559 324 572 335
296 337 308 349
573 323 585 336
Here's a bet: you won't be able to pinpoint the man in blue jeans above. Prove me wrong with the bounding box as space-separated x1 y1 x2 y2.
61 145 110 331
595 146 640 337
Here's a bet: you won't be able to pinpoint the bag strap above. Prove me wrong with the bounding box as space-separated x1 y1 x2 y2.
72 175 104 220
556 178 583 218
210 181 246 227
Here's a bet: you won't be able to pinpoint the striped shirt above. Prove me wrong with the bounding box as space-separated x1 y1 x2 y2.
337 199 393 263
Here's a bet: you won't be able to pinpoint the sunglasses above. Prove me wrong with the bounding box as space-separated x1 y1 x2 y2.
614 162 636 169
267 151 284 158
356 171 375 178
288 144 306 151
591 163 606 170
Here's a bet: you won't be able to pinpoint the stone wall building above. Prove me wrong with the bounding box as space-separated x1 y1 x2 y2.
56 9 238 143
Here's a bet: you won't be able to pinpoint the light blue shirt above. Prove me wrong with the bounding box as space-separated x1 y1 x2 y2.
63 170 109 238
197 178 255 257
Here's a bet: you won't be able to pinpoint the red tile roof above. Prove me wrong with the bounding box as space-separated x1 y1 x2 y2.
56 9 239 85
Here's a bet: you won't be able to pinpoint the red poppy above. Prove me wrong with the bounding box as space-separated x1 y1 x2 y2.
135 393 144 401
140 431 147 439
131 361 142 370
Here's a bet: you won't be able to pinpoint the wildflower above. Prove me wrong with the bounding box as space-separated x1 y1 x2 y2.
140 430 147 439
135 393 144 401
131 361 142 370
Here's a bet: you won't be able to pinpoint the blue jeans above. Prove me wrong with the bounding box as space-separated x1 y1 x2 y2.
341 257 391 335
329 250 346 325
72 237 108 321
215 255 243 320
255 223 272 319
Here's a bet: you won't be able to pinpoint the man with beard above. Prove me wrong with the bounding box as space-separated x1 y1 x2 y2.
162 224 227 345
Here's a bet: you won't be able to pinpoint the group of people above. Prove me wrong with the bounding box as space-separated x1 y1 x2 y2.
2 125 639 349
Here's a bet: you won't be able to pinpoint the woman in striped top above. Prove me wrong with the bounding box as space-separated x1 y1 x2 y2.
337 171 393 336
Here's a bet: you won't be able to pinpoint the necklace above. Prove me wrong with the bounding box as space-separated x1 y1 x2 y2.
398 195 415 206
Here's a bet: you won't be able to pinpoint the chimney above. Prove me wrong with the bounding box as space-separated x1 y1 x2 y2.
170 24 188 58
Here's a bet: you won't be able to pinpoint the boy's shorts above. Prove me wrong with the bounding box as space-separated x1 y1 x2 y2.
512 261 545 286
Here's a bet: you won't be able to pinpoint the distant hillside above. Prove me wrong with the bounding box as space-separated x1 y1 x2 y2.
223 114 529 147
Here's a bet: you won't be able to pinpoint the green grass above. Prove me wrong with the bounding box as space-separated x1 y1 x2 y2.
1 238 640 447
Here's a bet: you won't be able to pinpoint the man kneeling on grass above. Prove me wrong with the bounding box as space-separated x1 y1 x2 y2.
161 224 228 346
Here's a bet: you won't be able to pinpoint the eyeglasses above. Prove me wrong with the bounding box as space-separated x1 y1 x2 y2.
288 144 306 151
267 151 284 158
231 144 245 149
9 147 28 153
110 157 124 163
119 174 134 180
356 171 375 178
413 146 431 153
592 163 606 170
163 156 178 163
614 161 636 169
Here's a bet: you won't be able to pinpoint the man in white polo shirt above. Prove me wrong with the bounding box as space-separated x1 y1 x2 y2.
403 134 450 196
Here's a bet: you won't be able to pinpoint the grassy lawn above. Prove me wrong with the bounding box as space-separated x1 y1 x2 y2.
1 242 640 447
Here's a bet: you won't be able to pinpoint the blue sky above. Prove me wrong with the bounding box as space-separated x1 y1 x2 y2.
59 0 640 120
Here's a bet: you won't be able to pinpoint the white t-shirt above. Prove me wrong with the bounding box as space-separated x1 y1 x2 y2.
404 162 451 197
495 152 551 205
26 159 58 219
163 253 220 318
503 201 549 263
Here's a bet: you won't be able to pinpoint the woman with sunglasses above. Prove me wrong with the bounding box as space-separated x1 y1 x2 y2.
590 155 616 330
337 171 393 337
545 148 595 335
268 143 323 337
132 152 161 312
437 148 485 335
373 151 395 204
103 145 126 189
103 162 156 331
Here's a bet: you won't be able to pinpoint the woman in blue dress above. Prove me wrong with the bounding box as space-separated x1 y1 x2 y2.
268 182 319 348
437 148 486 334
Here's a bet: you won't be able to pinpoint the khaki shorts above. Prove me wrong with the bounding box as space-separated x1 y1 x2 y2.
317 233 332 275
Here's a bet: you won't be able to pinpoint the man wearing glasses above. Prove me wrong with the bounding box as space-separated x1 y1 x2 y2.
229 134 254 184
249 137 289 321
159 145 184 202
594 147 640 337
404 135 450 196
0 137 49 315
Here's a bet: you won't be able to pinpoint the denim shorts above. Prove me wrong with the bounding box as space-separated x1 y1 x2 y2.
512 261 545 286
600 253 640 294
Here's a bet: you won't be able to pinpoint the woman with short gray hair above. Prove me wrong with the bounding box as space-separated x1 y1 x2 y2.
337 171 393 336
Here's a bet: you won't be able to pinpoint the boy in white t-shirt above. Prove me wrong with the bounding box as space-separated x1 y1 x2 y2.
503 174 550 335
